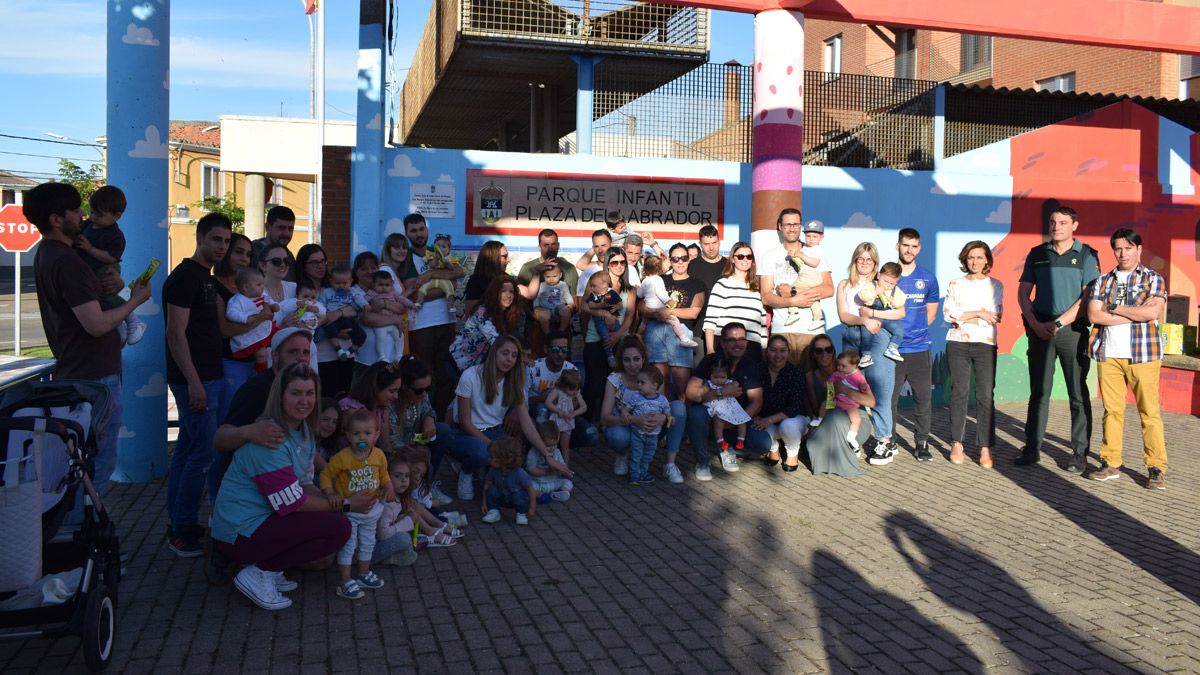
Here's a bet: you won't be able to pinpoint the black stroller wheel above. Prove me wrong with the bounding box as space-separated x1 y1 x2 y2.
82 584 115 672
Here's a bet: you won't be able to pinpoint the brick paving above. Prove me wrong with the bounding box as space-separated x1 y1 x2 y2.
3 399 1200 673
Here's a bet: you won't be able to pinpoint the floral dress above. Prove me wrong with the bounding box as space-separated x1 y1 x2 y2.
449 306 499 373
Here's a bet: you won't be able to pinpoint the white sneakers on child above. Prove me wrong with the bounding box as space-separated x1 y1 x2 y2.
884 345 904 362
678 334 700 348
125 318 147 346
482 509 501 524
515 513 529 526
613 455 628 476
234 565 292 610
550 490 571 502
859 353 875 368
845 430 860 450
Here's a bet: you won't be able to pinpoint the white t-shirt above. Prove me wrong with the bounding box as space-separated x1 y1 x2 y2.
577 264 601 297
526 358 578 400
637 274 670 309
1103 270 1134 359
454 364 509 430
759 244 830 335
406 251 453 331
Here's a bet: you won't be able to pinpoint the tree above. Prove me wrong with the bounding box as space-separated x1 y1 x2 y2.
57 159 104 215
194 192 246 234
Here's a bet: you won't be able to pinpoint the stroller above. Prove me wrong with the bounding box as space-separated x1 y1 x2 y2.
0 380 121 671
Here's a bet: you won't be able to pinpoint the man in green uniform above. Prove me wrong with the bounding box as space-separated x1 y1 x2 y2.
1015 206 1100 471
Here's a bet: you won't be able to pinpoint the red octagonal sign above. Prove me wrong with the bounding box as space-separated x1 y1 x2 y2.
0 204 42 253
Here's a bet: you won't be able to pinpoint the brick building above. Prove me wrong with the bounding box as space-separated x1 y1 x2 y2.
805 10 1199 99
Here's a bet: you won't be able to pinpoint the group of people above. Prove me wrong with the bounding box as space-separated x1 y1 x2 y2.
24 177 1171 612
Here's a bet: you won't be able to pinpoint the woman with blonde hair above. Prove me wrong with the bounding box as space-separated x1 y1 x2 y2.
445 334 571 500
835 242 900 464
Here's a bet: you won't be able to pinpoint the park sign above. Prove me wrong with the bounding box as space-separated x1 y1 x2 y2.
466 169 724 239
0 204 41 253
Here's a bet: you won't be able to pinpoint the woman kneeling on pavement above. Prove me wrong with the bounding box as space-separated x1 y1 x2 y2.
600 335 687 483
446 334 571 500
211 363 375 611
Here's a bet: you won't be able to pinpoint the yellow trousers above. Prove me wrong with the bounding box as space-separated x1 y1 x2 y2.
1097 358 1167 472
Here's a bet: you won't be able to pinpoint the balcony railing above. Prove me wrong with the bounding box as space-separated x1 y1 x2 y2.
461 0 709 53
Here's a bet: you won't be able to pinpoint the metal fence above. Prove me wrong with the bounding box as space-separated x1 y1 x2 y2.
461 0 709 53
589 65 937 169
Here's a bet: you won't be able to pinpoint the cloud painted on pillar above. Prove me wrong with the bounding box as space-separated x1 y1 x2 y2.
119 426 137 439
438 174 453 183
121 23 159 47
365 113 381 130
135 295 161 317
131 3 155 21
387 155 420 177
135 372 167 397
384 217 405 234
128 126 168 159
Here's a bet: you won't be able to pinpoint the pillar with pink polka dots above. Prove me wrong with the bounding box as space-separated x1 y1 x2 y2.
750 8 805 256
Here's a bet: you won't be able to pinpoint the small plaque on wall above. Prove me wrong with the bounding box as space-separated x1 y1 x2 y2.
409 183 456 219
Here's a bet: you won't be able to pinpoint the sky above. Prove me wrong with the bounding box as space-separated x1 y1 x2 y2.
0 0 754 182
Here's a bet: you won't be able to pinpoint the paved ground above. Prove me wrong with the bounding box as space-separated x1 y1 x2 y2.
3 399 1200 674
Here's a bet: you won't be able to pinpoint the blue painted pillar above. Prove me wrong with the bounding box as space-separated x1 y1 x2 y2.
352 21 385 255
108 0 170 482
570 54 599 155
933 83 946 170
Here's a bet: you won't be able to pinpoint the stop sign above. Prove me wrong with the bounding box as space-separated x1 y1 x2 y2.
0 204 42 253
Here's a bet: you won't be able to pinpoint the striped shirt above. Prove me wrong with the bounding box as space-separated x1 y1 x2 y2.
702 277 768 346
1088 264 1165 364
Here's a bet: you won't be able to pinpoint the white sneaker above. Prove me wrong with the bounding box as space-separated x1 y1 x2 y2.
442 512 469 527
884 345 904 362
482 509 501 524
613 455 628 476
664 463 684 484
515 513 529 526
234 565 292 610
805 319 827 332
678 335 699 348
695 465 713 481
550 490 571 502
859 354 874 368
429 481 453 506
845 430 860 450
457 470 475 501
719 450 740 472
809 417 822 428
126 318 147 345
271 570 298 593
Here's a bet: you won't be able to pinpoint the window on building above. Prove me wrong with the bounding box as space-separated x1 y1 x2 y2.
1182 55 1200 101
201 163 222 199
1037 72 1076 93
960 34 992 72
894 29 916 79
824 35 842 80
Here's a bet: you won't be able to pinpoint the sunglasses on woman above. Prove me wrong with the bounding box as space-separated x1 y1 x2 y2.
609 259 627 267
669 255 689 263
732 253 754 261
265 257 289 268
547 345 570 354
813 346 835 354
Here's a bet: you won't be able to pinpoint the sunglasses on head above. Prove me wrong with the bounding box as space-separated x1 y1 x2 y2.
265 257 289 267
732 253 754 261
669 255 689 263
547 345 570 354
813 346 835 354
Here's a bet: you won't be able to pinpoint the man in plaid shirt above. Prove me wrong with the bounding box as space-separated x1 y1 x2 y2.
1085 228 1168 489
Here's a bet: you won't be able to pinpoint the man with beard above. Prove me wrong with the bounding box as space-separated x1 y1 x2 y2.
400 213 464 414
28 182 152 505
759 209 833 365
518 228 579 293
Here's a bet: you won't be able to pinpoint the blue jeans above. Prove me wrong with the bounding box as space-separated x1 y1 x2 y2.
91 373 122 498
629 430 659 478
167 380 226 535
860 339 896 440
529 402 599 449
424 421 454 476
486 483 531 514
685 403 773 469
845 320 904 355
208 358 258 503
445 425 505 475
603 399 686 458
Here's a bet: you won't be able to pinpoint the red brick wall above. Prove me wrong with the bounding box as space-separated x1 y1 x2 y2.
321 145 351 266
992 39 1174 97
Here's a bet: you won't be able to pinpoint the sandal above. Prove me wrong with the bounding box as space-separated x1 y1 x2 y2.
418 528 457 548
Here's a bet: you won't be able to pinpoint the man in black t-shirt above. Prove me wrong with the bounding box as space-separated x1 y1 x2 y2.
163 213 231 557
683 323 772 481
27 183 151 504
687 224 727 352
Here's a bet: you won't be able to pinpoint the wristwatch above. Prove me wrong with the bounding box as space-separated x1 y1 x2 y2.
341 498 351 514
1053 319 1064 328
1106 303 1118 314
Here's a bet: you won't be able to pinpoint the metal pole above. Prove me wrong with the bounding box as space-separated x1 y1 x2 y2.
13 251 20 356
315 3 325 243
